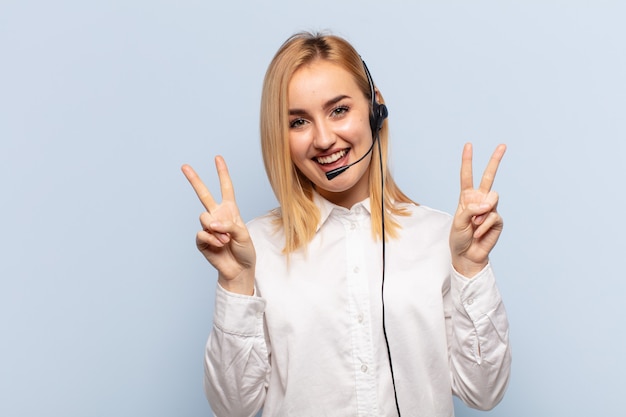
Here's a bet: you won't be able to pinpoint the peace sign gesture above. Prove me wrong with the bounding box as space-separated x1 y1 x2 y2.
450 143 507 278
182 156 256 295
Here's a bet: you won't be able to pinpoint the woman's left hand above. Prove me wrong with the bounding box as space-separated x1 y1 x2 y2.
450 143 507 277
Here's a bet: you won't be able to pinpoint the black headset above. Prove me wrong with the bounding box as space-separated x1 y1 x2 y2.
362 59 402 417
323 58 401 415
363 59 389 135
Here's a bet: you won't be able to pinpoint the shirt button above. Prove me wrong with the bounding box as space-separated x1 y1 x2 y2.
357 314 364 323
353 266 360 274
466 298 474 306
361 364 368 373
350 222 357 230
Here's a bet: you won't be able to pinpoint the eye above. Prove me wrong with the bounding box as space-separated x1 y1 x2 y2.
330 105 349 118
289 118 307 129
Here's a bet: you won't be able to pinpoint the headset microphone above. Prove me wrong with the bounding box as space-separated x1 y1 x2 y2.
325 60 388 181
325 139 376 180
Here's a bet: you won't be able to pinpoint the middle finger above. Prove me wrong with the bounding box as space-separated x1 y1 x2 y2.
478 144 507 192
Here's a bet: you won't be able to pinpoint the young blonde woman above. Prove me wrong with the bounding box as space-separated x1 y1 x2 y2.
182 32 511 417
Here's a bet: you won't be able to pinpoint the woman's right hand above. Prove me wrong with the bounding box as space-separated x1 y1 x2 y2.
181 156 256 296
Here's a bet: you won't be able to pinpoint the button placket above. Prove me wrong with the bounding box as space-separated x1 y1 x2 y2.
343 208 377 414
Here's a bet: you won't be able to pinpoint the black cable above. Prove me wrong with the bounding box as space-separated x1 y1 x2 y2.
377 135 401 416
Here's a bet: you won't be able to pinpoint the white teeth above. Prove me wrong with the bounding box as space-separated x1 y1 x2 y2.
316 149 347 165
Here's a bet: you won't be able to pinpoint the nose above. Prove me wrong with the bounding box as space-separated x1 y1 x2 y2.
312 120 336 150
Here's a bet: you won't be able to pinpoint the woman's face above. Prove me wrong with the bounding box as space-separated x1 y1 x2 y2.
287 59 373 208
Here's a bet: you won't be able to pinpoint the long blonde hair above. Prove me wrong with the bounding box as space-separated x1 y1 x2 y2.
260 32 415 253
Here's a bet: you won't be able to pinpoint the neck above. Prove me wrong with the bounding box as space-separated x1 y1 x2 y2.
316 180 370 209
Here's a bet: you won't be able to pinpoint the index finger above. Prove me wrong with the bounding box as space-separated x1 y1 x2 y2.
478 144 507 192
181 163 217 212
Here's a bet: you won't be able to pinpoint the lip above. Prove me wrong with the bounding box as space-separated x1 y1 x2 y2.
312 148 350 172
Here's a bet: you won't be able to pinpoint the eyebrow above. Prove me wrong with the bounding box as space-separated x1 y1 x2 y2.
288 94 350 116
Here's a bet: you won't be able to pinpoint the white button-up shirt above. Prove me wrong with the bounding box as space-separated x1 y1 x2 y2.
204 193 511 417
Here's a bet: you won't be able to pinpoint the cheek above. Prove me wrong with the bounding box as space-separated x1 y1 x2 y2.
337 115 369 139
288 132 310 162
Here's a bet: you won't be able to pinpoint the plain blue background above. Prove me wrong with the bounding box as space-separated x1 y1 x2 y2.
2 1 625 416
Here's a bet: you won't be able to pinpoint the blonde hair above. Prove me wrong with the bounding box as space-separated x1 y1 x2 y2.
260 32 415 253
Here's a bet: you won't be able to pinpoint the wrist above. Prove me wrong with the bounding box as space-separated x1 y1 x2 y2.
218 270 255 296
452 257 488 278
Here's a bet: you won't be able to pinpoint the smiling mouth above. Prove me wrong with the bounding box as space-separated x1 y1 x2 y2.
315 149 348 165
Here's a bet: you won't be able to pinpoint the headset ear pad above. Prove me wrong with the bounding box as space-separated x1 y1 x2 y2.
370 102 389 134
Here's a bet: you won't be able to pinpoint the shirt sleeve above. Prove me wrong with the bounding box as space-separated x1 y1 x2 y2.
204 283 270 417
446 263 512 410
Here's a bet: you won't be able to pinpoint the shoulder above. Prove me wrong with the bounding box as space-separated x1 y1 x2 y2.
398 202 452 224
246 209 284 250
392 202 453 240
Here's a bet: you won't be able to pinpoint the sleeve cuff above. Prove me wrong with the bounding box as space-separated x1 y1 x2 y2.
213 283 267 336
451 263 503 322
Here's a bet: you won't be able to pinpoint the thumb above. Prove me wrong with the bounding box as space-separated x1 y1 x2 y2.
209 219 251 245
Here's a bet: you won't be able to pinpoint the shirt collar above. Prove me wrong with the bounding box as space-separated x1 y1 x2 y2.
313 191 372 232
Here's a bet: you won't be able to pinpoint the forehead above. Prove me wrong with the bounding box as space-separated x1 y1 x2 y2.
288 60 361 105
